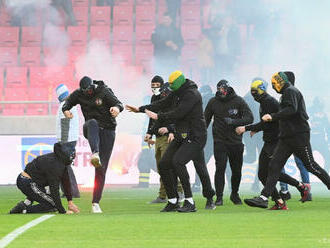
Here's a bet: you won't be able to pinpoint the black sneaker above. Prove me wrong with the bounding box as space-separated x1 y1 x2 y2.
299 192 312 202
160 202 180 212
230 193 242 205
279 191 291 201
244 196 268 209
215 197 223 206
177 200 197 213
9 201 26 214
205 198 216 210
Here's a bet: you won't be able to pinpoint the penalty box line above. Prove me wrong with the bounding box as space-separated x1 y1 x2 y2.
0 214 55 248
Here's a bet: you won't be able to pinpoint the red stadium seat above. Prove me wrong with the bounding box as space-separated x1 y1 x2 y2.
67 46 86 65
90 26 111 46
72 0 89 7
0 47 18 67
113 5 133 26
0 8 11 26
3 88 27 116
0 27 19 47
26 87 50 115
181 24 201 45
91 6 111 26
136 0 156 5
114 0 134 5
6 67 28 88
21 27 43 47
181 5 201 25
112 25 133 45
73 7 89 26
135 25 154 45
112 45 133 65
135 44 153 72
67 26 88 46
135 5 156 26
20 47 41 67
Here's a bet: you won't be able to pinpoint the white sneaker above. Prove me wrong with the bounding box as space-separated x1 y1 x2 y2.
92 203 103 213
91 152 102 168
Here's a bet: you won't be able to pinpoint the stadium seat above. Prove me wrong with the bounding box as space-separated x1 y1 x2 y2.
73 7 89 26
0 8 11 26
135 25 154 45
21 27 43 47
0 27 19 47
0 47 18 67
67 26 88 46
20 47 41 67
135 5 156 26
67 46 86 65
135 44 153 72
113 5 133 26
90 26 111 46
136 0 156 5
181 24 201 45
112 25 133 45
72 0 89 7
112 45 133 65
26 87 50 116
181 5 201 25
181 0 200 5
91 6 111 26
3 87 27 116
6 67 28 88
114 0 134 5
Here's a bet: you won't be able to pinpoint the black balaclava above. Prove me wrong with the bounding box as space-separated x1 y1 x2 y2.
80 76 95 97
216 79 231 98
160 82 172 97
151 75 164 96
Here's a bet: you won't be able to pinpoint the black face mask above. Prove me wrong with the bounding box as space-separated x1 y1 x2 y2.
251 90 262 102
81 84 95 97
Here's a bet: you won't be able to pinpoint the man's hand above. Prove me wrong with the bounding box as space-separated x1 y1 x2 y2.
125 105 139 113
158 127 169 135
66 210 74 214
147 139 155 148
144 134 152 142
64 110 73 119
145 109 158 120
68 201 80 213
235 126 246 135
110 106 120 118
262 114 272 122
250 131 257 137
168 133 174 143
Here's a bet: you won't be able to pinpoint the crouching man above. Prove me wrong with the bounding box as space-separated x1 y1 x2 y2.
9 142 80 214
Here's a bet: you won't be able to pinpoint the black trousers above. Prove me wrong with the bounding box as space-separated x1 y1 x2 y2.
258 142 300 201
158 139 213 199
83 119 116 203
262 132 330 197
214 142 244 198
16 174 56 213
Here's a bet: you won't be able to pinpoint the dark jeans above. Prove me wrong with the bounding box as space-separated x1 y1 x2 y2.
83 119 116 203
16 174 55 213
158 139 207 199
214 142 244 198
262 132 330 197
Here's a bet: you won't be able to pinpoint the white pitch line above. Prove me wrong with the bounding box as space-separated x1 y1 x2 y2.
0 214 55 248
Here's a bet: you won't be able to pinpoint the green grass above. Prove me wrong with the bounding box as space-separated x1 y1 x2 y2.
1 185 330 248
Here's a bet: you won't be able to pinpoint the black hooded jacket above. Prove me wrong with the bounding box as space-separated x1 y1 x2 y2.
271 84 310 138
62 81 124 130
140 79 207 146
245 93 280 143
205 88 253 145
24 142 75 214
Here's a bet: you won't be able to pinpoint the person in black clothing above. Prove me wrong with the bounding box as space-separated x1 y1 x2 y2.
126 71 216 212
9 142 79 214
236 79 311 210
204 80 253 206
245 72 330 209
62 76 124 213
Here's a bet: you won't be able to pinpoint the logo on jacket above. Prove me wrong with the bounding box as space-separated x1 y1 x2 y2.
181 133 187 139
95 98 103 106
228 109 238 115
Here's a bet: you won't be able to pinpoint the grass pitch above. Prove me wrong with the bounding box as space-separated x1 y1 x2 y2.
1 185 330 248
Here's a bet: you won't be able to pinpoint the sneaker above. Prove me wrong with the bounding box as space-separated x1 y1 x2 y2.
191 184 201 193
178 192 185 203
150 197 167 204
92 203 103 213
279 190 291 201
9 201 26 214
160 202 180 212
269 201 289 210
230 193 242 205
177 200 197 213
215 197 223 206
298 184 311 202
205 198 216 210
91 152 102 168
244 196 268 209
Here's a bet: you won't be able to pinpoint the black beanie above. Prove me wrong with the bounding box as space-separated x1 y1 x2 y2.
284 71 295 85
80 76 92 89
151 75 164 85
